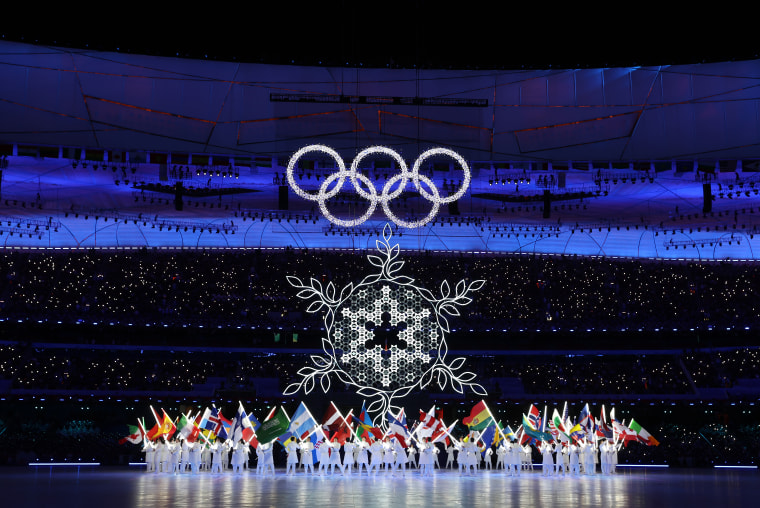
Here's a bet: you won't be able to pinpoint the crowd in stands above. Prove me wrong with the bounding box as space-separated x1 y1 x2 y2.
2 343 758 397
1 249 760 333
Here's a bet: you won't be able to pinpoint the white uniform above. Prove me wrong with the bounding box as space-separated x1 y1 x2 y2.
300 440 315 474
343 441 356 474
285 440 299 475
356 440 370 475
540 442 553 476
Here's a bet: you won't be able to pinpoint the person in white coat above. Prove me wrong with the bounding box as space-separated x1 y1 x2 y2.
261 442 275 476
446 443 457 469
285 439 300 475
329 438 343 475
300 438 315 475
356 438 370 476
496 443 507 470
368 439 384 475
343 440 356 475
392 438 407 477
317 439 331 476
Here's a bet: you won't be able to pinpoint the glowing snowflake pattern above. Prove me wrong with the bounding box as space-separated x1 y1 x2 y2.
285 224 487 426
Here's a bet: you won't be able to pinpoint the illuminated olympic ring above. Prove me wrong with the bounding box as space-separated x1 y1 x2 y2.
286 145 471 228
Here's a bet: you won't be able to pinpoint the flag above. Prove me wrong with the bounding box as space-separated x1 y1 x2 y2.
187 413 202 443
479 422 497 458
610 409 638 447
351 403 383 443
522 414 553 443
256 406 291 445
177 413 195 440
119 424 142 445
462 401 493 431
387 409 410 444
629 419 660 446
159 410 177 440
322 402 351 444
145 421 161 442
288 402 317 440
432 421 456 446
217 411 233 441
200 407 215 432
233 402 256 443
418 408 446 440
596 406 613 440
527 404 541 431
248 412 262 432
551 409 570 443
579 404 593 435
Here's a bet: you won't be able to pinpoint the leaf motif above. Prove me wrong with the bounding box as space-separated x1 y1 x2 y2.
383 224 393 243
451 380 464 394
356 386 380 398
306 300 325 313
458 371 477 383
309 277 323 292
440 304 460 317
326 282 336 301
339 282 354 301
436 369 446 388
449 357 466 370
283 382 301 395
438 314 450 333
390 243 400 259
437 336 449 357
360 273 381 286
388 261 404 274
320 374 331 393
321 337 333 354
310 355 329 368
420 368 435 388
468 280 486 292
304 376 316 394
393 275 414 285
440 280 451 298
456 279 466 296
367 255 384 268
334 369 354 385
296 288 314 299
286 275 303 288
455 296 473 306
471 383 489 396
375 239 385 253
298 366 317 376
418 287 435 302
367 398 385 415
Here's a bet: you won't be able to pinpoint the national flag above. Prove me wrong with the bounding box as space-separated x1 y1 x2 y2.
119 424 142 445
432 421 456 446
200 407 215 432
387 409 410 445
462 401 493 431
610 409 638 447
256 406 291 445
502 424 516 441
551 409 570 443
177 413 196 440
479 422 497 458
522 414 553 443
248 412 262 432
596 406 613 440
418 408 446 440
321 402 352 445
629 419 660 446
145 421 161 442
351 403 383 443
217 411 233 441
233 402 256 443
158 409 177 440
187 413 202 443
288 402 317 440
527 404 541 431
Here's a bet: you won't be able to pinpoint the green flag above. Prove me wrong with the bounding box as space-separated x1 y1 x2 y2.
256 407 290 444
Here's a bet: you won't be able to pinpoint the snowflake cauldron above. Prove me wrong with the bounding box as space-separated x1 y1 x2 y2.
285 224 487 425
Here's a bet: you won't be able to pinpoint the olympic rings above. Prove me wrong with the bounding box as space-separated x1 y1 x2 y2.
286 145 470 228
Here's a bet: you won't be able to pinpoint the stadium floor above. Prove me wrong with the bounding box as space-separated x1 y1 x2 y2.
4 466 758 507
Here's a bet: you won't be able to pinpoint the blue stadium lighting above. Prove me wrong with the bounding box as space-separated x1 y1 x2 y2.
714 465 758 469
617 464 669 468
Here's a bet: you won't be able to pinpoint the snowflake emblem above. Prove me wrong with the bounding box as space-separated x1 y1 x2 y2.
285 224 487 426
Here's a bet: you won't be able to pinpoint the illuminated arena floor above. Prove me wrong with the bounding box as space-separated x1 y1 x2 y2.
6 467 758 508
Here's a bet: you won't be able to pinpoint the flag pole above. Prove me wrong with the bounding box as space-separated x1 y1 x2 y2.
480 400 507 443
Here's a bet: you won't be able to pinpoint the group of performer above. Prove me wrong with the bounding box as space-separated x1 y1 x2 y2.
141 433 622 477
